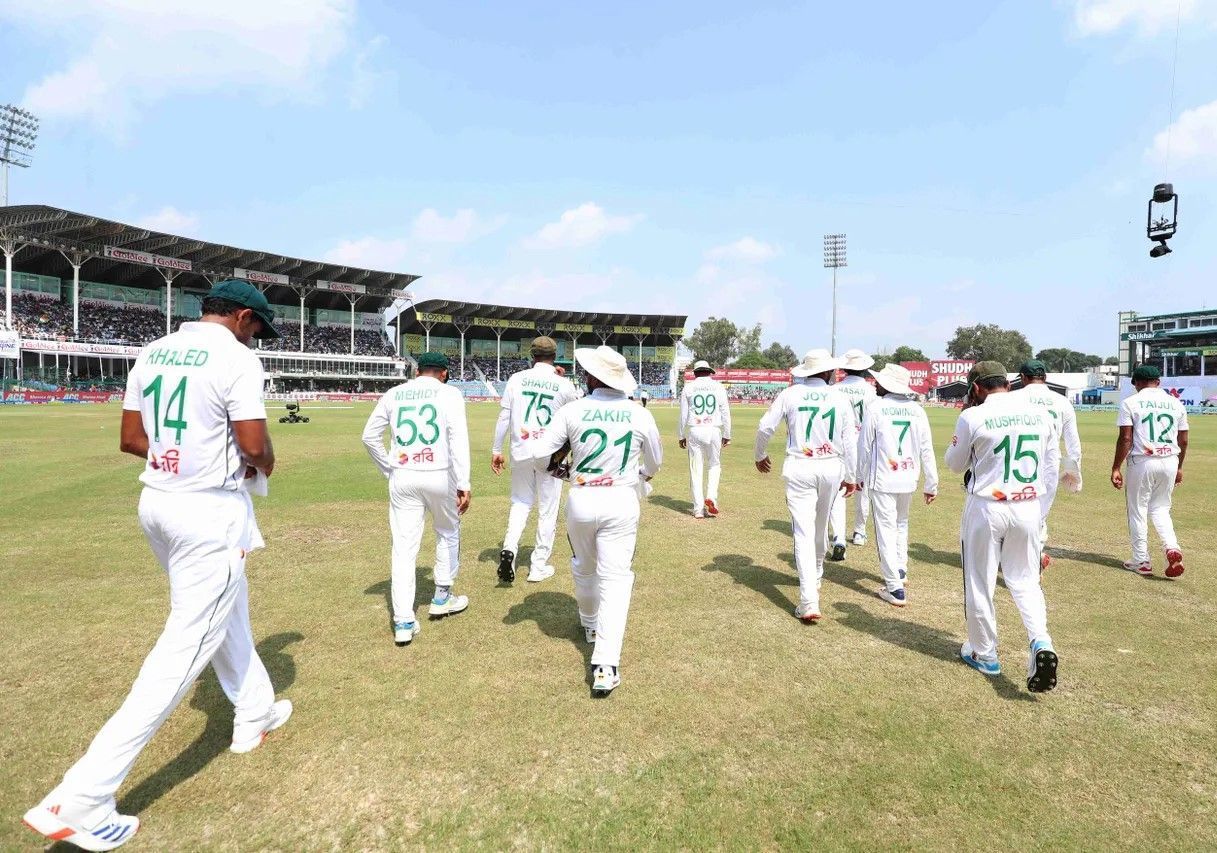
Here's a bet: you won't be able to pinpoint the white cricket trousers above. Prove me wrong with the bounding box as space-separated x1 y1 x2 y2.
784 458 844 611
1125 456 1180 563
830 482 870 542
502 456 562 568
49 488 274 828
687 426 723 512
961 497 1051 661
564 487 640 668
389 468 460 622
870 491 912 591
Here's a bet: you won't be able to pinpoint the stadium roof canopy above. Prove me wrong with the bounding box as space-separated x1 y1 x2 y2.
403 298 688 344
0 205 419 313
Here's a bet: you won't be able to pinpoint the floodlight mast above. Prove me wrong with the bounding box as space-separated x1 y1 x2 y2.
0 105 39 207
823 233 847 357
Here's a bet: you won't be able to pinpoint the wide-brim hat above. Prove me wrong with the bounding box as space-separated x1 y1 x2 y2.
692 360 715 374
575 345 638 393
791 348 842 378
869 363 913 396
841 348 875 371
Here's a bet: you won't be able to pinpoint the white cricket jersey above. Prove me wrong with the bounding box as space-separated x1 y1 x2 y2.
754 379 858 479
1118 387 1190 461
531 388 662 489
858 394 939 495
679 376 732 438
494 363 581 462
362 375 472 490
1010 383 1082 466
945 392 1061 502
121 322 267 492
836 375 877 428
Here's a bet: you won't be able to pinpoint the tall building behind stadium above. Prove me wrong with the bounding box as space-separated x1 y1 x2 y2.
0 206 685 398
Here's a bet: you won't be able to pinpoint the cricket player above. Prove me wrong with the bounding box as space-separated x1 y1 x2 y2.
679 360 732 518
528 346 662 695
25 281 291 851
362 352 472 646
945 361 1060 693
1111 365 1189 578
491 336 580 583
829 348 877 558
755 349 858 623
1011 359 1083 570
858 363 939 606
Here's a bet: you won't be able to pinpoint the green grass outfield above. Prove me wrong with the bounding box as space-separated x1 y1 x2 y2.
1 401 1214 851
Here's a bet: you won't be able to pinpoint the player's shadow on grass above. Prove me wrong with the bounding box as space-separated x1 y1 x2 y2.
776 551 875 598
364 568 436 615
1044 545 1152 575
831 602 1033 703
908 542 962 569
477 547 534 585
762 519 792 536
701 554 796 614
114 632 304 820
502 591 593 679
649 493 691 516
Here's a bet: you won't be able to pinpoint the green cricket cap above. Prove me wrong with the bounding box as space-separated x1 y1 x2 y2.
967 360 1008 386
1131 364 1161 382
417 351 450 370
206 279 281 339
1019 359 1048 378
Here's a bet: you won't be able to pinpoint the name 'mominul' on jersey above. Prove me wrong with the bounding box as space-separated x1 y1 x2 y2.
495 362 581 462
944 392 1061 502
1118 386 1190 460
122 321 268 492
530 388 662 489
754 379 858 479
858 395 939 495
361 375 472 490
679 375 732 438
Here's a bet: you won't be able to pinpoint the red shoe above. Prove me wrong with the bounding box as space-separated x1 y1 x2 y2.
704 499 720 517
1165 549 1185 578
1040 553 1051 572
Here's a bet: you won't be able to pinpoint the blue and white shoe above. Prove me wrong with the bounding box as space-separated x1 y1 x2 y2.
960 643 1001 676
877 586 906 607
393 620 419 646
428 592 469 618
23 804 139 851
898 568 907 582
1027 639 1059 693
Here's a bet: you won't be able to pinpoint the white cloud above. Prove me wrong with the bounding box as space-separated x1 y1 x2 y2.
410 208 503 245
706 236 778 264
3 0 355 137
1072 0 1207 36
526 203 642 249
348 35 393 109
323 236 411 271
1148 99 1217 167
135 206 200 235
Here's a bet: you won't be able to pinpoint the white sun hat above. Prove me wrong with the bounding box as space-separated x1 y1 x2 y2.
868 363 914 396
790 348 842 378
575 346 638 394
841 348 875 371
691 360 715 374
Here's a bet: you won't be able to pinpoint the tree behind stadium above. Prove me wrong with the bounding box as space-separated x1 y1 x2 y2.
946 323 1033 366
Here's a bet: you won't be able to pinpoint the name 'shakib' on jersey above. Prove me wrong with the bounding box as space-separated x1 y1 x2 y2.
362 375 472 490
122 322 268 492
858 397 939 495
529 390 662 489
496 363 581 461
1118 387 1190 459
754 381 858 478
679 376 732 438
944 393 1061 502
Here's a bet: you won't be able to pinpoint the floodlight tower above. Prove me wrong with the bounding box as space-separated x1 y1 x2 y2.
1 105 39 207
823 233 847 356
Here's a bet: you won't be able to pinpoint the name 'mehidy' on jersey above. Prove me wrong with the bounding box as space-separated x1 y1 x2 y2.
858 397 939 495
122 322 268 492
1118 386 1190 460
945 393 1061 502
679 375 732 439
495 363 581 462
362 375 472 490
754 380 858 479
529 388 662 488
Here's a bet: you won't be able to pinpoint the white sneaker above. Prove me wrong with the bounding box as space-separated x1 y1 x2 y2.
429 593 469 618
527 564 556 583
794 602 821 623
850 532 867 546
23 805 139 851
393 619 420 645
584 627 597 644
592 665 620 695
231 699 293 754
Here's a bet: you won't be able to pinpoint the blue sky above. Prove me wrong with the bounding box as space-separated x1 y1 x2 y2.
3 0 1216 358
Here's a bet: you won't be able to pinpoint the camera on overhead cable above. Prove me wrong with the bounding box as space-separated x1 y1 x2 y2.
1147 183 1178 259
